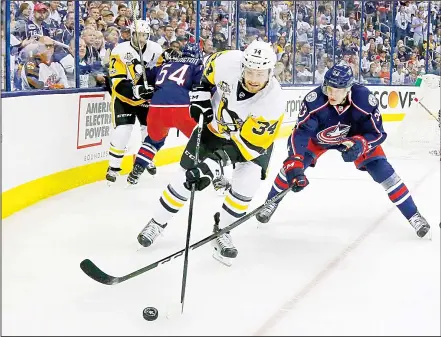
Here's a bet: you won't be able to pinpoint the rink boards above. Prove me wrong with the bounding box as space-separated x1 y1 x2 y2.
1 85 421 218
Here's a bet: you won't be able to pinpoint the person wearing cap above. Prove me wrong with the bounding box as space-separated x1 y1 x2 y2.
115 25 128 43
15 2 50 40
101 9 115 27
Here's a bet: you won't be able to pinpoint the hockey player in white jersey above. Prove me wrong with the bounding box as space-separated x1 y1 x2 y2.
136 40 285 265
105 20 163 184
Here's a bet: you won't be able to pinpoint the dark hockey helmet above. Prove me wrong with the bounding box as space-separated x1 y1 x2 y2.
181 43 202 60
322 62 355 94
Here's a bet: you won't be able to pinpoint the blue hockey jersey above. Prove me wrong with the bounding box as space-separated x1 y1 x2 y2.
290 84 387 157
148 57 203 107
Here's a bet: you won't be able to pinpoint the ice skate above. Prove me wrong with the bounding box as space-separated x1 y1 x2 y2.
146 161 157 175
127 163 145 186
106 167 120 186
211 213 238 266
256 202 279 224
137 219 166 247
408 212 431 239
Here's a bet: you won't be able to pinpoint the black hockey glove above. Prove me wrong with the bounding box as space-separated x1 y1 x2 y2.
283 155 309 192
184 163 214 191
133 85 154 100
157 48 181 66
189 86 213 125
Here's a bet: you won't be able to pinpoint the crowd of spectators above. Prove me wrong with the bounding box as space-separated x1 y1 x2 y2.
1 0 441 91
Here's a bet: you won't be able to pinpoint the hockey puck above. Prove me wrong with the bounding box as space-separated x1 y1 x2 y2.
143 307 158 321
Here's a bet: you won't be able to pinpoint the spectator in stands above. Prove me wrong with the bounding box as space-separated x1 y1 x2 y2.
212 22 227 51
411 10 425 46
18 36 69 90
103 26 119 50
55 11 74 46
314 62 327 84
274 61 286 83
295 62 312 83
13 3 32 35
84 17 98 30
47 0 62 26
14 2 50 40
202 38 214 58
118 26 131 43
58 38 76 88
392 63 406 85
101 9 116 28
81 27 100 64
157 25 175 47
115 15 130 29
379 63 391 83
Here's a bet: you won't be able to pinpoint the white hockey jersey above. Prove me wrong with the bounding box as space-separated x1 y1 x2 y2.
109 40 162 106
203 50 285 161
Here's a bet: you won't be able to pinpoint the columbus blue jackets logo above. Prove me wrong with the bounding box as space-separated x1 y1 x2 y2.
316 122 351 144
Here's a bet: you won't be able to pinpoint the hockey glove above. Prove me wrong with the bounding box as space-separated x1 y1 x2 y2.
340 136 369 162
189 86 213 125
156 48 181 66
283 155 309 192
184 163 214 191
133 85 154 100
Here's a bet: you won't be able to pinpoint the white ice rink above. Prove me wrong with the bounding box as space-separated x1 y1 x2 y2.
2 124 440 336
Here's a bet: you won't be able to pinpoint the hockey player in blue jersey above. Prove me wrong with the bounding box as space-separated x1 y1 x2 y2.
127 43 219 186
256 63 431 238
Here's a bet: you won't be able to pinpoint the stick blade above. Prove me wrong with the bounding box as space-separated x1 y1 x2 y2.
80 259 118 285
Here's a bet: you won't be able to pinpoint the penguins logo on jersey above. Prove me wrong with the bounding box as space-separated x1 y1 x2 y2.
316 122 351 144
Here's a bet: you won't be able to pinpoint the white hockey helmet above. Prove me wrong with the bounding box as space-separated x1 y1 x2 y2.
129 19 151 37
130 20 150 49
241 40 277 73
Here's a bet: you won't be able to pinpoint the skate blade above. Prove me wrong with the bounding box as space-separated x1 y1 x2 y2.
125 182 138 189
106 180 116 187
212 251 232 267
420 228 433 241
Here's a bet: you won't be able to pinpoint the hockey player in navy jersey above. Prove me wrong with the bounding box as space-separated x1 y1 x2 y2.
127 43 229 192
256 63 431 238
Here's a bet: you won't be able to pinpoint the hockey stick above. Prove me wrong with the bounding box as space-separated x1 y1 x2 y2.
180 114 204 314
413 97 440 123
80 188 291 285
130 1 149 89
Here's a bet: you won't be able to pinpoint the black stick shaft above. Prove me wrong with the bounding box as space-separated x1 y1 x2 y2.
80 188 290 285
180 114 204 314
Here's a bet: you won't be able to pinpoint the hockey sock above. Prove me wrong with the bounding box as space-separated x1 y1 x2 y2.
135 135 165 168
109 124 133 169
220 188 252 228
266 167 289 203
366 159 418 220
153 168 190 225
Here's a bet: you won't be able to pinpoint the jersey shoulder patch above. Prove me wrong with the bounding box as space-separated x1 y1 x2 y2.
303 87 327 112
305 91 317 102
368 93 378 107
351 84 376 113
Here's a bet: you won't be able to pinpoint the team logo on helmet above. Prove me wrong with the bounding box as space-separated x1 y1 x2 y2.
316 122 351 144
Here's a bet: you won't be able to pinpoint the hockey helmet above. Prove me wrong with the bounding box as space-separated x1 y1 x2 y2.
323 63 355 89
181 43 202 59
129 19 150 47
241 40 277 72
